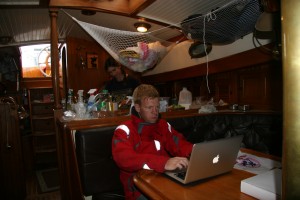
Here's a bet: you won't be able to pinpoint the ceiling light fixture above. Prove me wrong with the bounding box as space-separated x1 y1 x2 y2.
134 22 151 33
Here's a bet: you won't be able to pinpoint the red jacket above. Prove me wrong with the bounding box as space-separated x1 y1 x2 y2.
112 108 193 200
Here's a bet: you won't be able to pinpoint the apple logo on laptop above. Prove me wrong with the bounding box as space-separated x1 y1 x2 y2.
213 154 220 164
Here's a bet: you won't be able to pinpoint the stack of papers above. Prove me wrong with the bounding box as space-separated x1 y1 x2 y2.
234 151 281 174
241 168 282 200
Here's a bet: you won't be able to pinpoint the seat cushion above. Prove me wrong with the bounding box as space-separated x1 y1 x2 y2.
75 126 124 197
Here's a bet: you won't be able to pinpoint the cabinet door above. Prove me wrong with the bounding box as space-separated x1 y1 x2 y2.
0 101 26 199
214 72 237 104
238 66 271 109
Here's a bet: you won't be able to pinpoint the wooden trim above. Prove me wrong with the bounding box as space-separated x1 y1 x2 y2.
49 0 148 15
21 78 53 89
49 8 61 110
143 47 274 84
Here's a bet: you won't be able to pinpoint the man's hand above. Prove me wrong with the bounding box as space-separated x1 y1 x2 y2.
164 157 189 171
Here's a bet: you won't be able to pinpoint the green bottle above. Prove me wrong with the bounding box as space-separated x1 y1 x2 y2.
67 89 74 111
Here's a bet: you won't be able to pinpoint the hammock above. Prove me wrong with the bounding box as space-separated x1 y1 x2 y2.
180 0 262 44
67 13 175 72
65 0 262 72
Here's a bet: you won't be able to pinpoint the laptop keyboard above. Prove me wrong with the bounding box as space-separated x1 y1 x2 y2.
175 171 187 180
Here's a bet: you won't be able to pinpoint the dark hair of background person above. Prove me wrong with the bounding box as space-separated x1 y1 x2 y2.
104 57 126 75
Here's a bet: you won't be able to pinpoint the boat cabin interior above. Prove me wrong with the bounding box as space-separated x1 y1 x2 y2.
0 0 299 199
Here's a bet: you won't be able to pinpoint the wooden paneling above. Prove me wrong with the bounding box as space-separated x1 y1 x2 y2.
0 99 26 200
142 46 274 84
65 36 141 97
237 63 282 110
65 36 110 95
144 47 282 111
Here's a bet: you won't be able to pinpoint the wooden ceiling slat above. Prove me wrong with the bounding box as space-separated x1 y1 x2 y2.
49 0 149 15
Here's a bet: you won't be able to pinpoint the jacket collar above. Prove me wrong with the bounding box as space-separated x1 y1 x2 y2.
130 106 161 134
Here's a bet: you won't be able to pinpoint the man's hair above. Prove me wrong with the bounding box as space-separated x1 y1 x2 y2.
104 57 120 71
133 84 159 104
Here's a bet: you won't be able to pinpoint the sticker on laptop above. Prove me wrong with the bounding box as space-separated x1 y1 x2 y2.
236 154 261 168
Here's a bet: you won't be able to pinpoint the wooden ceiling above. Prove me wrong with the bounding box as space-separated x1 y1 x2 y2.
49 0 153 15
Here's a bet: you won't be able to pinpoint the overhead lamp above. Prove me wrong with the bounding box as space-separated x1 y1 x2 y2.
134 22 151 33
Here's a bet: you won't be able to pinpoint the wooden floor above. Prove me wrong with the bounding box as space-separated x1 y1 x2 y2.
25 171 61 200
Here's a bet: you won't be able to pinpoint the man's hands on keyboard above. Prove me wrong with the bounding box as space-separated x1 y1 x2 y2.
164 157 189 171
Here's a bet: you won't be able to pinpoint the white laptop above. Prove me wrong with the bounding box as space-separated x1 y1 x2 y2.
165 135 244 184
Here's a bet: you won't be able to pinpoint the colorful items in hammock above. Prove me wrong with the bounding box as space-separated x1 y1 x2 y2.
118 41 169 72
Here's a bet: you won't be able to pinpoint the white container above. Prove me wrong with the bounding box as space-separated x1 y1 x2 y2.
159 97 170 112
178 87 192 110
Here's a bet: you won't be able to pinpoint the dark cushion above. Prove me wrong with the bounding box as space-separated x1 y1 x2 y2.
75 126 124 198
168 113 282 157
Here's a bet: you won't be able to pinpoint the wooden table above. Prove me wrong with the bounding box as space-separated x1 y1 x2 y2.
133 149 280 200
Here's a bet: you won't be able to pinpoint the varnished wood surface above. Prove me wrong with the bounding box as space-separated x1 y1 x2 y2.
133 148 281 200
134 169 254 200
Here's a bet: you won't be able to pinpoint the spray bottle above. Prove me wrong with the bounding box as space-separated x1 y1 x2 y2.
126 96 134 115
87 89 98 111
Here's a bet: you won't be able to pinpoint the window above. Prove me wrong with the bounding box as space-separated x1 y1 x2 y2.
20 44 51 78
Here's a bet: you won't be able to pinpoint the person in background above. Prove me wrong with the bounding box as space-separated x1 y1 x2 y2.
104 57 140 96
112 84 193 200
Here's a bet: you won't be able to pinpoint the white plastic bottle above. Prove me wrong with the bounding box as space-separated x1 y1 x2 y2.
75 90 87 119
178 87 192 110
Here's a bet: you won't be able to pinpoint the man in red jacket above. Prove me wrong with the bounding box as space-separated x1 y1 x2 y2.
112 84 193 200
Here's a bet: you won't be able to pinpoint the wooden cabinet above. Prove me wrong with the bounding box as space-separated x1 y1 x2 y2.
237 64 282 110
209 72 238 104
0 97 26 200
28 87 57 169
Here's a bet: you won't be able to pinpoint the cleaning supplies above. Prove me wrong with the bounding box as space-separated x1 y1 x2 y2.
75 90 86 119
126 96 134 115
178 87 192 110
67 88 74 111
87 89 98 111
96 89 109 112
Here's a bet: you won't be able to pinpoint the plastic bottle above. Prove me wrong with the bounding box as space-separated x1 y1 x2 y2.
100 90 109 111
61 98 66 111
67 89 74 111
178 87 192 110
87 89 98 111
106 94 113 112
75 90 86 118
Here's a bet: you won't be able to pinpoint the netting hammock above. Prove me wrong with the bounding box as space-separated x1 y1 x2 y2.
65 0 262 72
65 13 175 72
180 0 262 44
